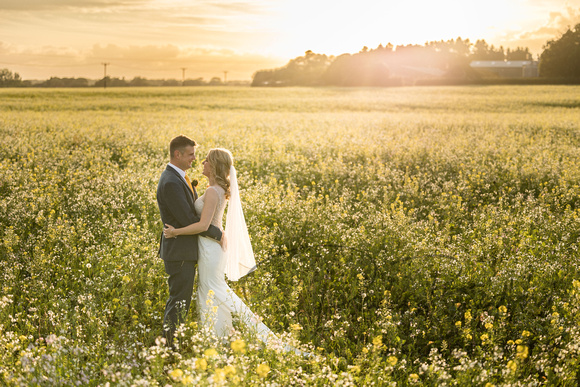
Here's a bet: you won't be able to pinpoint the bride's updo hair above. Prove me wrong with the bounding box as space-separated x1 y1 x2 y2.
207 148 233 199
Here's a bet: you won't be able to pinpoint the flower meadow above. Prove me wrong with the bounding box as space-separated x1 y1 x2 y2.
1 86 580 386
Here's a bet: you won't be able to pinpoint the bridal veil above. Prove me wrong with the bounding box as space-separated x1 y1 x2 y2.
224 165 257 281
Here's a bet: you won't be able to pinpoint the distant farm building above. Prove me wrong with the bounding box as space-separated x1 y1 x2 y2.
470 61 539 78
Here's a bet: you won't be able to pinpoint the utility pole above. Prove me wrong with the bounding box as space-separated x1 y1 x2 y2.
181 68 187 86
223 71 228 84
102 62 110 89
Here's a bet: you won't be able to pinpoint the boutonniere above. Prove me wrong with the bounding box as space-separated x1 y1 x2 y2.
192 179 198 187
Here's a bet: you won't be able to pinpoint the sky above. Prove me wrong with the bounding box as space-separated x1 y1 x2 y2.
1 0 579 81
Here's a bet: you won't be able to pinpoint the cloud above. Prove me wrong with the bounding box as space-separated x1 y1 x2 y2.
0 42 286 80
206 1 269 15
0 0 149 11
88 44 182 61
0 0 275 52
84 43 284 72
497 6 580 53
0 0 269 16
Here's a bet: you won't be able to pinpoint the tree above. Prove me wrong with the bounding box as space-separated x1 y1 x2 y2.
506 47 532 61
471 40 505 61
94 77 128 87
129 76 150 87
0 68 24 87
162 79 180 87
183 78 206 86
251 51 332 86
208 77 222 85
540 23 580 78
39 77 89 87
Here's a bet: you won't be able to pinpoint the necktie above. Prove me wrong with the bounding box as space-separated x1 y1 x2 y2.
184 175 194 194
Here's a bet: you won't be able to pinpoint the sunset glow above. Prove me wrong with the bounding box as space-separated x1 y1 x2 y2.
1 0 579 81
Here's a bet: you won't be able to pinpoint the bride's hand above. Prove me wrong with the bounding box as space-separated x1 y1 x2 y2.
220 232 227 252
164 224 176 238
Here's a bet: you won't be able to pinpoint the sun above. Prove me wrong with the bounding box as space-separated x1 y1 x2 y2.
266 0 524 58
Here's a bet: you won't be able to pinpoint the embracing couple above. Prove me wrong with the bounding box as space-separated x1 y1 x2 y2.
156 135 279 350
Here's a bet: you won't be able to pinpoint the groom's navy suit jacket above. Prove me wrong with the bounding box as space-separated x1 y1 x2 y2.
156 165 222 262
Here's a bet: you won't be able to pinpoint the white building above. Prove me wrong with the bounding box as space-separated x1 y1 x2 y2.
470 61 539 78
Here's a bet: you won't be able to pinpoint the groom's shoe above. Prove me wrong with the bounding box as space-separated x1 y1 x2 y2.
160 332 177 353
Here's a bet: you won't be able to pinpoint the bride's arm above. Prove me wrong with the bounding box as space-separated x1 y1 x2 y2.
164 188 218 237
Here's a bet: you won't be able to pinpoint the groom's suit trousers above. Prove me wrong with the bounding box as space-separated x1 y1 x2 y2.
163 260 196 345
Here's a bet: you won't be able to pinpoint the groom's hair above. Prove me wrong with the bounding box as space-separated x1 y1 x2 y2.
169 135 197 159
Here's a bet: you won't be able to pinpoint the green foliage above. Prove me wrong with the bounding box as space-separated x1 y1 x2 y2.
0 69 26 88
540 23 580 78
252 39 535 87
252 50 333 86
39 77 90 88
1 86 580 385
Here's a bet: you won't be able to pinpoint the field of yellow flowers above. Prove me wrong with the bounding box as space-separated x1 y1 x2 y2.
1 86 580 385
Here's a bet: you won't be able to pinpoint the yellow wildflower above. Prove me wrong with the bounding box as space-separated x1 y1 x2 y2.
224 365 236 377
498 305 507 314
464 310 472 321
372 335 383 348
507 360 517 373
256 363 270 378
231 339 246 353
169 369 183 381
516 345 529 359
196 358 207 370
387 356 398 366
213 368 225 382
204 348 218 358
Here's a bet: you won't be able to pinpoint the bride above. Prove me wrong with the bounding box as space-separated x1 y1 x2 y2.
163 148 299 352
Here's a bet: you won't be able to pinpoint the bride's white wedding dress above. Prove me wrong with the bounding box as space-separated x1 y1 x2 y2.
195 185 278 345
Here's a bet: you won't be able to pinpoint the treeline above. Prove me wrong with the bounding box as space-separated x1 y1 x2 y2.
92 76 236 88
3 23 579 88
252 24 580 86
251 39 531 87
0 72 248 88
0 69 31 87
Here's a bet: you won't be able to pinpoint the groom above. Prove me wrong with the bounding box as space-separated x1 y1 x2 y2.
156 135 223 347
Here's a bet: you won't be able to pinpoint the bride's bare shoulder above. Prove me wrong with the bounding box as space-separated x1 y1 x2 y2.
208 185 225 194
